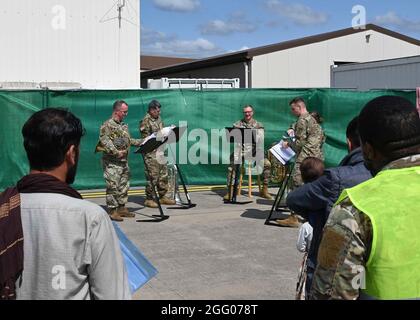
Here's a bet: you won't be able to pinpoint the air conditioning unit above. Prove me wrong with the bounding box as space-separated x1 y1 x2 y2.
147 78 240 90
0 82 40 89
39 82 83 90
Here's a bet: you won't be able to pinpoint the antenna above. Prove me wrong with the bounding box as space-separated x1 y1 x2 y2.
100 0 138 29
117 0 126 29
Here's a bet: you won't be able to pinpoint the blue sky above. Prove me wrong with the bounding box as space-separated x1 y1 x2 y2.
139 0 420 58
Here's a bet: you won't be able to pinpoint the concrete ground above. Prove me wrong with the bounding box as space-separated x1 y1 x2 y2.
86 187 302 300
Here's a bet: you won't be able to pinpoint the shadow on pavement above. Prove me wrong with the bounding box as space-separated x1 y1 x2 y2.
241 208 290 221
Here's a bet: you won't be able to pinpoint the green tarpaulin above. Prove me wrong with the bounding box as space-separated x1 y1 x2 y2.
0 88 415 190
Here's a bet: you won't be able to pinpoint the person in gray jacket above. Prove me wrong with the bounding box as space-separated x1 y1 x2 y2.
3 108 131 300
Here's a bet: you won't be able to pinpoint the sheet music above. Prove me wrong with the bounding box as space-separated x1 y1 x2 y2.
140 132 157 146
140 125 176 146
269 140 295 165
160 125 176 138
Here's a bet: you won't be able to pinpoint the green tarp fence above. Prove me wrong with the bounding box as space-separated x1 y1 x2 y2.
0 88 415 191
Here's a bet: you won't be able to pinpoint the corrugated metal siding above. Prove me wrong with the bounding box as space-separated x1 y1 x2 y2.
331 55 420 90
252 30 420 88
0 0 140 89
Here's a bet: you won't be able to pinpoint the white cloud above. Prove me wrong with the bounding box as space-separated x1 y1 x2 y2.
265 0 328 26
141 25 176 45
141 26 222 58
227 46 250 54
153 0 200 12
200 12 258 35
375 11 420 32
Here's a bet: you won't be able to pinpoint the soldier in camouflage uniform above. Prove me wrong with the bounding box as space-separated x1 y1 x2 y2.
139 100 176 208
96 100 143 221
310 96 420 300
277 97 325 227
224 105 273 200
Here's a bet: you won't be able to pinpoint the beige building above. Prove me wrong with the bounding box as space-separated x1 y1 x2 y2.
141 24 420 89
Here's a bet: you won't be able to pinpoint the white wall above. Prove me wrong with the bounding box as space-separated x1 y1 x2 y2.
252 30 420 88
0 0 140 89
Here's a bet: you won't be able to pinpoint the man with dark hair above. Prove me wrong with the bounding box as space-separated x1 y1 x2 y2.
345 115 360 151
277 97 325 227
0 108 131 299
286 116 371 298
148 99 161 110
139 99 176 208
311 96 420 300
96 100 143 221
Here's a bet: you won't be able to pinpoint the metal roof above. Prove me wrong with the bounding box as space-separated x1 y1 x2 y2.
142 24 420 78
141 55 196 71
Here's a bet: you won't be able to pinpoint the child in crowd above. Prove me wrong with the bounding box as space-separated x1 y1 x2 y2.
295 157 324 300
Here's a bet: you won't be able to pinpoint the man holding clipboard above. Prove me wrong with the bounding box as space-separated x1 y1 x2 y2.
276 97 324 228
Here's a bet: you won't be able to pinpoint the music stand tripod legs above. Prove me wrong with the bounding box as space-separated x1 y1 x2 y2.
173 164 197 208
224 161 253 205
166 145 196 209
265 162 294 225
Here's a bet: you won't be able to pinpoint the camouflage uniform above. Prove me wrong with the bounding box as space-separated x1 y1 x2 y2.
139 113 169 200
227 118 271 187
267 149 287 184
289 112 325 188
96 118 142 210
310 154 420 300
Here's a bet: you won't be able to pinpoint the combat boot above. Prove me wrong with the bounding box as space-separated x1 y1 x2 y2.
160 196 176 205
259 185 273 200
223 192 231 201
118 206 135 218
276 213 300 228
144 199 159 208
109 209 123 222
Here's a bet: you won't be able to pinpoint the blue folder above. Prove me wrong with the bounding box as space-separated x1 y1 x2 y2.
112 222 158 293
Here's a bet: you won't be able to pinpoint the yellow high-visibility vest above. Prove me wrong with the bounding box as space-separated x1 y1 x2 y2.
338 166 420 299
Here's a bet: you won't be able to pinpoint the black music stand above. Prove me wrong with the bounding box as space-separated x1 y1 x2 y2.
265 161 295 226
135 126 193 221
224 127 262 205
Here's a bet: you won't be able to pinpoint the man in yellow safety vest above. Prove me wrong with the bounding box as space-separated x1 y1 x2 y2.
310 95 420 300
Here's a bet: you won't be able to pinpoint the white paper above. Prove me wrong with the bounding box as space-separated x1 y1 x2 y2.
269 140 295 165
140 125 177 146
160 125 176 138
140 132 157 146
